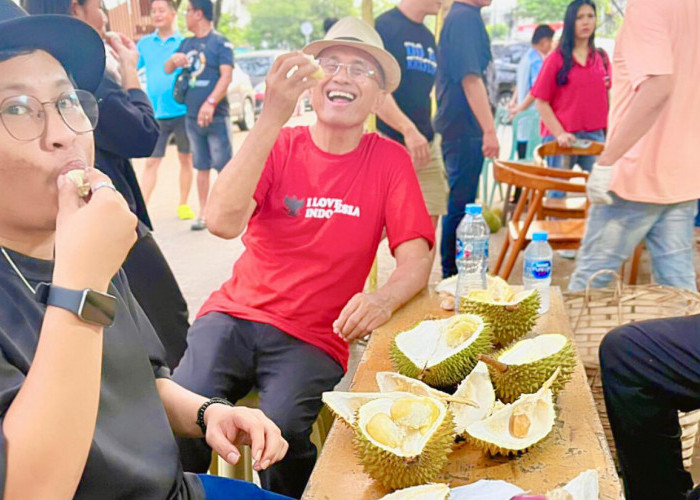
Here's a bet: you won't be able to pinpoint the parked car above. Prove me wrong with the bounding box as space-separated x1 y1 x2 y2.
490 41 530 110
236 49 312 114
235 50 286 114
228 64 256 131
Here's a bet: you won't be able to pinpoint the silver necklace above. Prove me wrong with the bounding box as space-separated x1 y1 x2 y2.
0 246 36 294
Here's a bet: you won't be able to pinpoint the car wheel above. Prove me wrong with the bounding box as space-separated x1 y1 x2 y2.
237 98 255 131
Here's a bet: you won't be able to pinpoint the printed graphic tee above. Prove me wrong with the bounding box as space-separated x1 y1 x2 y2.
198 127 435 369
375 7 437 145
177 31 234 118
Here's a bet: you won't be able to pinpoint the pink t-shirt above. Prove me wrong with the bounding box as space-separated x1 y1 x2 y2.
531 48 610 137
608 0 700 203
198 127 435 370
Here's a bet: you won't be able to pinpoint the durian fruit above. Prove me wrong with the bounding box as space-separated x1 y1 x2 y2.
322 391 415 427
391 314 493 389
379 483 451 500
355 395 455 490
376 369 493 440
478 333 576 403
465 369 559 456
459 276 540 346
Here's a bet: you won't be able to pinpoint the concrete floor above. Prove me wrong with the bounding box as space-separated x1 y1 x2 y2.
134 110 700 489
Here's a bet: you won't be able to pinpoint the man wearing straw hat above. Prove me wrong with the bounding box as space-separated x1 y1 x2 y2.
587 0 700 499
172 16 434 496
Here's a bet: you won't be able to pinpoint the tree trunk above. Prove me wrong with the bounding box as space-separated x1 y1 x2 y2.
213 0 223 28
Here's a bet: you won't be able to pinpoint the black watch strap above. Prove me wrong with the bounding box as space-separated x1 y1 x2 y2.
35 282 116 327
197 397 234 435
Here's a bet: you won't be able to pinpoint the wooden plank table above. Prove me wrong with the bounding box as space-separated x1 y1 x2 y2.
303 287 623 500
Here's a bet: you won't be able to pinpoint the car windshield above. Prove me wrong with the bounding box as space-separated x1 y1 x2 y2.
236 56 275 77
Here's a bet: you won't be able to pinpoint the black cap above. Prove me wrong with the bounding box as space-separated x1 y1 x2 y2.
0 0 105 92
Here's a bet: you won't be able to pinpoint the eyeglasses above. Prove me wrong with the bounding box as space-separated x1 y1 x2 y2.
0 90 99 142
316 57 382 86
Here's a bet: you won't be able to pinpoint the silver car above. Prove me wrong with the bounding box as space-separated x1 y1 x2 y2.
227 64 256 131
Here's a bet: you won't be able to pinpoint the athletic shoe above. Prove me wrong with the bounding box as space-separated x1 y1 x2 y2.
178 204 195 220
191 218 206 231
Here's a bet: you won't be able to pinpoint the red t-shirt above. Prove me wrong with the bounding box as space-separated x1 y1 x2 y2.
198 126 435 370
531 48 610 137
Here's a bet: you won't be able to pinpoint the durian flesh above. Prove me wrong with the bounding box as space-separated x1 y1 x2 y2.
376 367 496 440
355 396 455 490
459 277 540 346
485 333 576 403
322 391 418 427
465 374 556 456
391 314 493 389
379 483 451 500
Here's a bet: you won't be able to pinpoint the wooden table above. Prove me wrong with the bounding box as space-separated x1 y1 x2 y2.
303 287 623 500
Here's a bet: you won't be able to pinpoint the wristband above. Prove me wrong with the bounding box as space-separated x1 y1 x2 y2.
197 397 234 435
206 97 216 105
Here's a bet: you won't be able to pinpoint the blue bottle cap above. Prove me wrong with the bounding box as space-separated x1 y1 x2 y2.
532 231 548 241
464 203 482 215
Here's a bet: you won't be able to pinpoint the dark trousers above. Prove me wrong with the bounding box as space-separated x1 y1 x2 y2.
440 136 484 277
173 313 344 498
600 315 700 500
122 232 189 370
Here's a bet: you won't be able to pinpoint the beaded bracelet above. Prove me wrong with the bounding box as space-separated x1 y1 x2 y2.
197 397 234 435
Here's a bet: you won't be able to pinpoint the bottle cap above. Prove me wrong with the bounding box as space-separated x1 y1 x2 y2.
464 203 482 215
532 231 548 241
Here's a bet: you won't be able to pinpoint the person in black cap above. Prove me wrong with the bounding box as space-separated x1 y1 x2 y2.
0 2 289 498
26 0 191 371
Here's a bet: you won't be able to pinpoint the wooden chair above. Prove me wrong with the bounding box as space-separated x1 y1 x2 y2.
492 160 589 280
534 141 605 220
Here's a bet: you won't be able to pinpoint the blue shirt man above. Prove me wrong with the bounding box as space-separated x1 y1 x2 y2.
511 24 554 146
137 0 196 223
138 29 187 119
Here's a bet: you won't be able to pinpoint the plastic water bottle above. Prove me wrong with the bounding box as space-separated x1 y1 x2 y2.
523 231 553 314
455 204 490 310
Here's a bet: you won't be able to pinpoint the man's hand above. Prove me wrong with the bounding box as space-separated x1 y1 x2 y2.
203 405 288 472
482 129 500 158
258 51 320 128
556 132 576 148
197 101 216 128
333 292 393 342
168 53 189 69
403 128 430 170
53 168 138 293
586 164 614 205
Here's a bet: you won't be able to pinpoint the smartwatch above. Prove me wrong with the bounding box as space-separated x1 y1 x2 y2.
35 282 116 327
206 97 216 105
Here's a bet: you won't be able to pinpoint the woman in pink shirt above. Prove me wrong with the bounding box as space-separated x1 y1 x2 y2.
532 0 610 175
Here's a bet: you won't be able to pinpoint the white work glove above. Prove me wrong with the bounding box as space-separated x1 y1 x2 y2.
586 164 614 205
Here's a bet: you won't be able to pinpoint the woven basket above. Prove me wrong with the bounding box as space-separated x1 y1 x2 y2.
563 270 700 470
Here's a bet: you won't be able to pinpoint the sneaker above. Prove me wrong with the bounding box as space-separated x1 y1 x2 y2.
557 249 577 259
191 218 207 231
177 204 195 220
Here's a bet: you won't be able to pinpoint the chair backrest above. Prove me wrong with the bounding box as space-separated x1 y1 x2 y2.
509 107 541 161
535 140 605 163
494 160 588 193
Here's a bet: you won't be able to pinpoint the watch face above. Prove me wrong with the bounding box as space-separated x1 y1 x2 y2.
82 290 116 326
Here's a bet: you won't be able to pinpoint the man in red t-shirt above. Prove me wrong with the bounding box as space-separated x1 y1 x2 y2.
172 17 435 497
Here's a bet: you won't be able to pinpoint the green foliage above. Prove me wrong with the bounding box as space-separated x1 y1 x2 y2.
516 0 573 22
244 0 355 50
486 22 509 40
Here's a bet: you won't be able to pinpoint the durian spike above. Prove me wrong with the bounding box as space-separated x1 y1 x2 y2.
477 354 509 373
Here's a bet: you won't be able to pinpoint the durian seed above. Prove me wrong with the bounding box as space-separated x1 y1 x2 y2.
478 354 509 374
509 413 531 438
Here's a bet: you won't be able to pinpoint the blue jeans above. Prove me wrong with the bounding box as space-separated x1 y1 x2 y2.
198 474 293 499
544 129 605 199
440 136 484 277
185 115 233 171
568 195 697 291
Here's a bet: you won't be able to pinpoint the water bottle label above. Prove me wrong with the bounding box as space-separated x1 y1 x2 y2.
456 239 473 260
526 259 552 279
